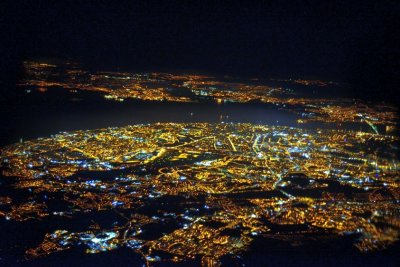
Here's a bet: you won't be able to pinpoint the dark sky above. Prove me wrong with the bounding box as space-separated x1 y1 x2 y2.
1 0 399 103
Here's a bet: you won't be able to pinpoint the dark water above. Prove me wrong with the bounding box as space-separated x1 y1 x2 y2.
0 86 373 147
1 88 300 146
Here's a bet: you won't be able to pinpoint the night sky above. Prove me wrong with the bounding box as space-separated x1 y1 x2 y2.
1 0 399 103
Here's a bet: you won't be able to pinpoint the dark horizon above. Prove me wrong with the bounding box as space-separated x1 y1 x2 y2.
1 0 399 104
